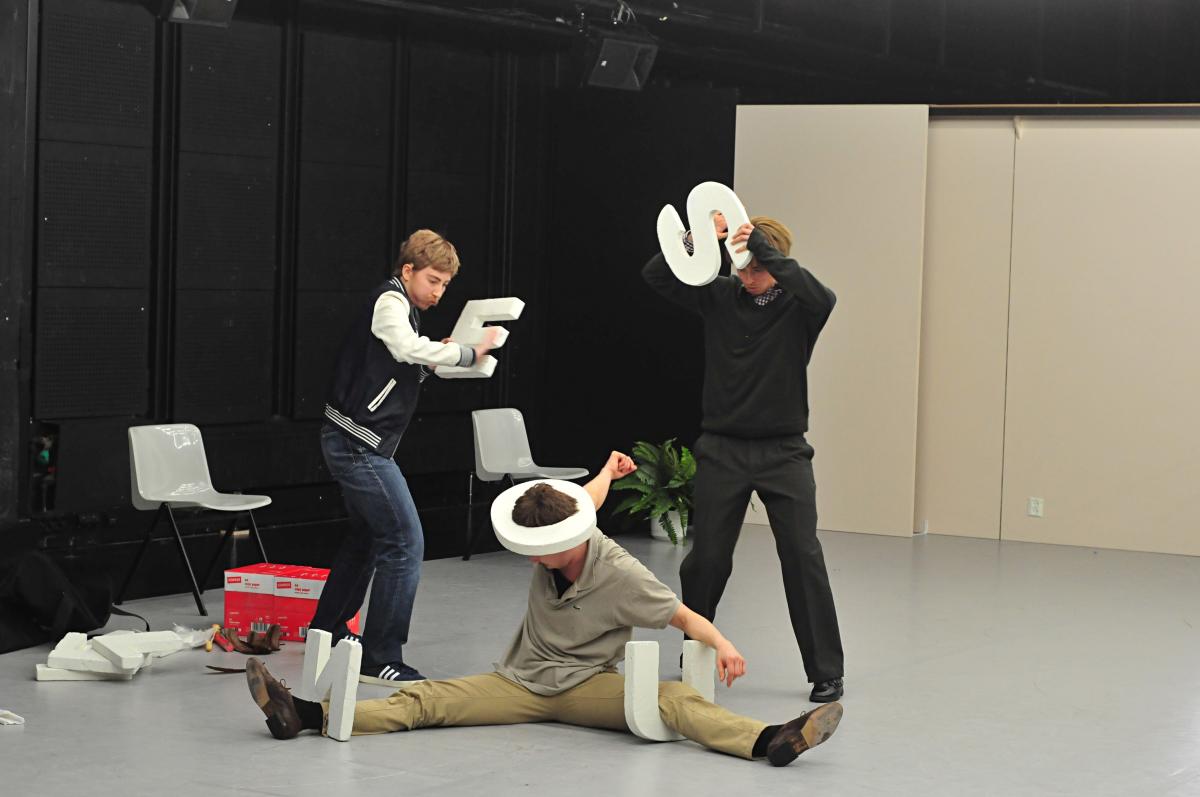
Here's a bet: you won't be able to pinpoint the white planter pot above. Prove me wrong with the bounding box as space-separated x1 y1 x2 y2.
650 511 688 543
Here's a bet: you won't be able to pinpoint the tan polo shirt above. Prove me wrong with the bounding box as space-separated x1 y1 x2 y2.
493 529 681 696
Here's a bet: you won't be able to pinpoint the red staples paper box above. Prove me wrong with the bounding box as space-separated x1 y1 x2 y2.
271 566 308 642
276 567 326 642
276 567 360 643
223 563 278 636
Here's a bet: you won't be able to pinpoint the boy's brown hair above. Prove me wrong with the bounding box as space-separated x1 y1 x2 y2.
512 483 578 528
749 215 793 257
394 229 460 277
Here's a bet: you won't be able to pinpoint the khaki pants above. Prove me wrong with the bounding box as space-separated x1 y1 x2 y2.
330 672 766 759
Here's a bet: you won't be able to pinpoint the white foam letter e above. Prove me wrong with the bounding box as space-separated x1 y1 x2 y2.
655 181 752 286
436 297 525 379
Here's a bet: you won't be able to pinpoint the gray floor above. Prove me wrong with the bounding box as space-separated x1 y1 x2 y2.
3 526 1199 796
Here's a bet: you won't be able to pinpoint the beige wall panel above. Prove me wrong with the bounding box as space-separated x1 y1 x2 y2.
914 119 1014 539
735 105 929 536
1003 118 1200 556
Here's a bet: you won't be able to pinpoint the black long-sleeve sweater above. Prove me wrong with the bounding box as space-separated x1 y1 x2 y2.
642 228 836 438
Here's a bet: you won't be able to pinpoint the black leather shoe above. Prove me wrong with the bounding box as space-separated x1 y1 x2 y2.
246 657 302 739
767 702 843 767
809 677 844 702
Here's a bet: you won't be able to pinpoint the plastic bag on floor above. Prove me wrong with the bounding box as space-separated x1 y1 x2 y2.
171 624 217 650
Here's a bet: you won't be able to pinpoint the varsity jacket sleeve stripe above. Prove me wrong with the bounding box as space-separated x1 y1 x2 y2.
371 291 475 368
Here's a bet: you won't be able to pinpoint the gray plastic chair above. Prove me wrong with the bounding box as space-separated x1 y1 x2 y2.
118 424 272 616
465 409 588 560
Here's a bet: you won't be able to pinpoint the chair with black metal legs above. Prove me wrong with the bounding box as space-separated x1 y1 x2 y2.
464 409 588 560
117 424 272 616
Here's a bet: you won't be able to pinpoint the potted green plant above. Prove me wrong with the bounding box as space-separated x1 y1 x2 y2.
611 438 695 544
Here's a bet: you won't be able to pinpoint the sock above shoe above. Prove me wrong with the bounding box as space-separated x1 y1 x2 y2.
292 697 324 731
752 724 783 758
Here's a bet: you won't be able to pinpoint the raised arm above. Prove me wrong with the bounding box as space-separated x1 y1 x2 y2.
582 450 637 510
641 251 706 314
735 226 837 319
669 603 747 687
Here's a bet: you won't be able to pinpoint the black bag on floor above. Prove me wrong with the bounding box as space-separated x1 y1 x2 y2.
0 551 115 654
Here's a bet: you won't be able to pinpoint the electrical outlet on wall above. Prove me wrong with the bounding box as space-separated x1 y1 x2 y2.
1027 497 1045 518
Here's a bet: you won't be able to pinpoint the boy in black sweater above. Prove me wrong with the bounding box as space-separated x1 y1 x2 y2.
642 215 845 703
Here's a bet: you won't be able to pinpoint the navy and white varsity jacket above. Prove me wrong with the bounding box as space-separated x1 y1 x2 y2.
324 276 475 458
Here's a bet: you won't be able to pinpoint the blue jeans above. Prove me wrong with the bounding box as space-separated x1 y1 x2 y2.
311 426 424 666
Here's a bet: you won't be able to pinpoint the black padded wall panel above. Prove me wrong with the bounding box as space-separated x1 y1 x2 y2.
202 421 327 488
296 162 390 291
37 142 152 289
416 373 486 415
50 419 134 512
538 89 736 475
38 0 155 147
292 290 362 419
34 288 148 418
394 412 472 475
404 169 490 298
407 42 493 177
176 153 277 290
179 21 282 158
173 290 274 423
300 31 392 166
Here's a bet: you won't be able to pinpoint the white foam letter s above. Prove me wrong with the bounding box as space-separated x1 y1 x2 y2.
655 181 752 286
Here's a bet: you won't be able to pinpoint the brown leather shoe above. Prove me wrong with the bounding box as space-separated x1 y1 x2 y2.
245 657 301 740
224 627 255 655
265 623 283 652
766 702 843 767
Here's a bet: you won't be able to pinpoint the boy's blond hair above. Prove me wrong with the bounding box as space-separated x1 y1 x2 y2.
394 229 460 277
749 216 793 257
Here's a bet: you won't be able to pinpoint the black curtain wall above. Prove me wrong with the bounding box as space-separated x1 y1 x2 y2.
0 0 737 599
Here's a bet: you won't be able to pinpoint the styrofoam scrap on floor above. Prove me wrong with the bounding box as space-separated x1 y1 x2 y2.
36 663 135 682
94 630 184 655
90 633 179 670
47 633 139 675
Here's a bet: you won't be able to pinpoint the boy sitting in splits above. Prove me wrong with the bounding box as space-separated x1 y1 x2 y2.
245 452 843 766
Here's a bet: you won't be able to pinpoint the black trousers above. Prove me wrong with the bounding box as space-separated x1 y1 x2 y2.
680 432 844 683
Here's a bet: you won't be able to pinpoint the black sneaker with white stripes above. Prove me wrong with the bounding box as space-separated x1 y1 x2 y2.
330 625 362 646
359 661 427 687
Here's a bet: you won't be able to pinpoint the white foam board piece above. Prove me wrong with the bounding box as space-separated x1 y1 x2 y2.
88 631 183 670
36 663 135 682
46 633 139 675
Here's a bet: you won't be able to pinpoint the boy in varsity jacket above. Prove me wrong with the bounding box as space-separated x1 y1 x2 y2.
311 229 499 686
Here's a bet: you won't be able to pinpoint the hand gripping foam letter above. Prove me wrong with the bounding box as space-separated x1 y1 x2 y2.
436 297 525 379
655 181 752 286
